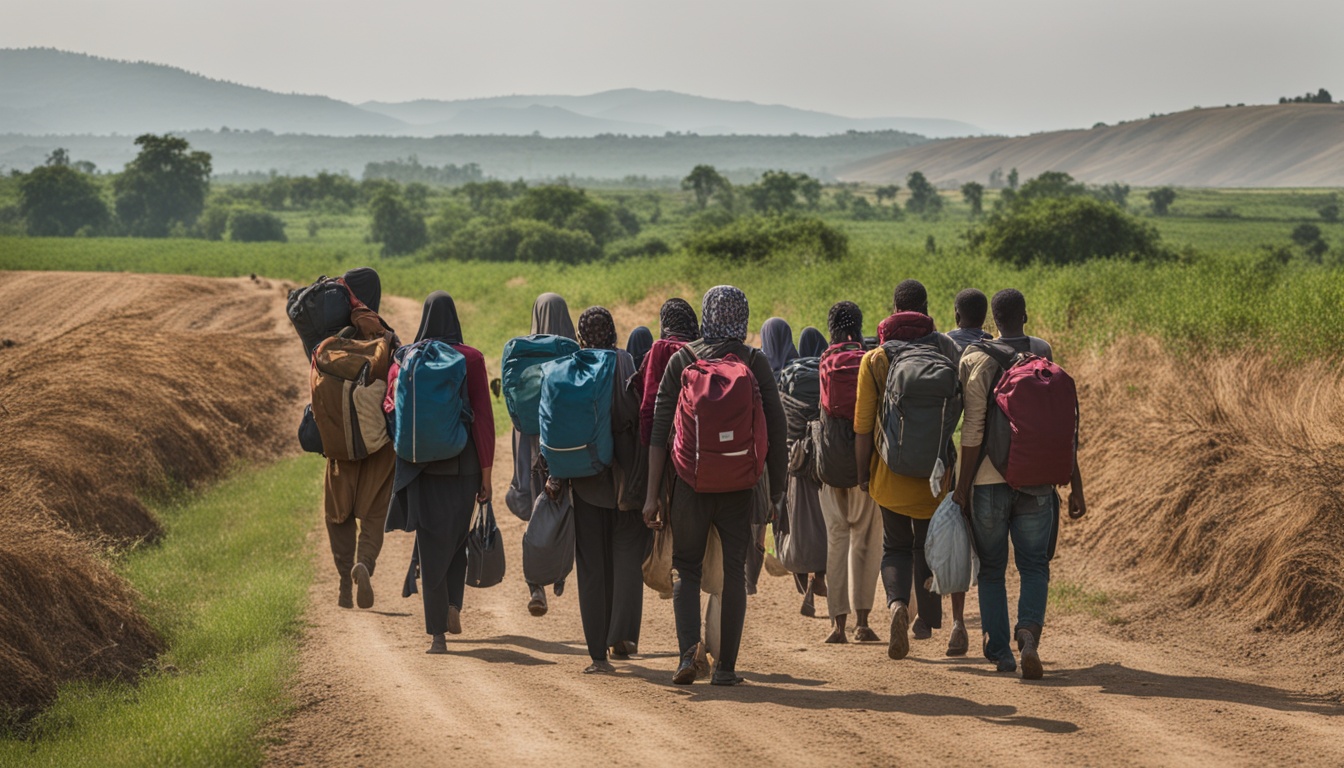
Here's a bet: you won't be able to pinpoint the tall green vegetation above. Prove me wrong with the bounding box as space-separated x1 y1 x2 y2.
905 171 943 216
685 214 848 264
369 188 428 256
1148 186 1177 216
969 195 1166 267
17 150 109 236
113 134 212 237
960 181 984 218
682 165 732 209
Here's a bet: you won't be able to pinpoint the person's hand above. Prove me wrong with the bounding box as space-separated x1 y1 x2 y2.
952 484 970 510
1068 488 1087 519
544 475 562 501
476 480 491 505
642 499 663 530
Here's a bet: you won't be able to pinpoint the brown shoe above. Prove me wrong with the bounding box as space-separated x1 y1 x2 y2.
946 621 969 657
854 626 880 643
912 617 933 640
447 605 462 635
351 563 374 609
1017 628 1043 680
427 633 447 654
888 603 910 660
528 587 548 617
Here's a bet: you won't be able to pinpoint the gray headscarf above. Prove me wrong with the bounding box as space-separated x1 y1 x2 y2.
701 285 749 342
760 317 798 373
530 292 576 340
799 326 826 358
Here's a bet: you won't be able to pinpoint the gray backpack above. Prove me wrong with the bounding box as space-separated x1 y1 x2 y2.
877 336 962 478
814 410 859 488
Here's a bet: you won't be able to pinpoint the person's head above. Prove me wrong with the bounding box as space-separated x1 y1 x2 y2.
415 290 463 344
991 288 1028 336
892 279 929 315
799 326 826 358
342 267 381 313
759 317 797 372
578 306 617 350
827 301 864 345
701 285 749 342
659 298 700 341
954 288 988 330
531 292 576 340
626 326 654 368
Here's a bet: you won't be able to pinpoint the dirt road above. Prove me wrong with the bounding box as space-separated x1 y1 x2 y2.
268 299 1344 768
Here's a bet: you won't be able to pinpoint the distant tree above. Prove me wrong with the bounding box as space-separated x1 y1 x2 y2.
229 209 287 242
832 188 856 211
1017 171 1086 203
1007 167 1020 191
195 204 230 241
613 205 641 237
874 184 900 205
370 189 428 256
745 170 801 215
404 182 431 210
460 180 518 212
1291 223 1323 247
18 149 110 236
905 171 943 216
850 196 878 220
1319 200 1340 223
969 196 1168 267
1094 182 1131 208
682 164 732 209
1147 186 1177 216
1280 89 1334 104
960 181 985 217
113 134 212 237
925 234 937 254
797 175 823 210
513 185 619 245
988 167 1004 189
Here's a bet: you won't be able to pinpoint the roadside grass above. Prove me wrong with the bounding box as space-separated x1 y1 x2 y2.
0 455 322 767
1049 581 1125 625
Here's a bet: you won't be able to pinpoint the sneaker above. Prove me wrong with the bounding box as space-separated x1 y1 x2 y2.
1017 628 1043 680
673 646 699 685
887 603 910 660
351 563 374 609
912 617 932 640
946 621 968 657
337 576 353 609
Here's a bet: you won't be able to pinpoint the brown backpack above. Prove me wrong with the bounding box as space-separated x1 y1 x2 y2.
311 306 394 461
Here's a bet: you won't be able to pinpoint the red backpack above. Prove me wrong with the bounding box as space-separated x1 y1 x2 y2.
976 341 1078 488
671 352 767 493
819 341 865 420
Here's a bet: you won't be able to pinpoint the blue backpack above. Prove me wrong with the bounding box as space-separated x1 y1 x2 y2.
538 349 615 479
502 334 581 435
394 340 471 464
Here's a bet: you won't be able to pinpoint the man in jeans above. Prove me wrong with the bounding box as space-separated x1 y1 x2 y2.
952 289 1086 679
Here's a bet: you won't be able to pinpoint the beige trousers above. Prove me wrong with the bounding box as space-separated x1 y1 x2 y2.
819 484 883 617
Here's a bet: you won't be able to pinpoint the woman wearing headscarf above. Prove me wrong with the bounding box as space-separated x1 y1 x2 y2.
323 267 399 611
545 307 646 673
638 299 700 446
643 286 788 686
625 326 654 372
816 302 884 645
763 317 828 616
509 293 577 617
798 326 826 359
385 291 495 654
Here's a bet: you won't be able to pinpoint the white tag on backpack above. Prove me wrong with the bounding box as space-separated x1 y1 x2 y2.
719 430 734 442
930 457 946 497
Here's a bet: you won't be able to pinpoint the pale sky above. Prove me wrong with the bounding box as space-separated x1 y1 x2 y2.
4 0 1341 135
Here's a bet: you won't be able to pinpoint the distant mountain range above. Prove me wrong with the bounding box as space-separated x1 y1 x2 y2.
0 49 981 139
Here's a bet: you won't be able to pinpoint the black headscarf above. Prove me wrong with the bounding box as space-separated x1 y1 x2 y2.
799 326 826 358
828 301 864 344
531 292 576 340
415 291 463 344
578 306 618 350
626 326 653 369
343 267 381 313
659 298 700 341
760 317 797 373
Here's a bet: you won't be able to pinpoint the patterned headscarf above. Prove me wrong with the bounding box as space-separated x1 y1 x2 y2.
659 298 700 341
701 285 749 342
828 301 864 344
578 306 617 350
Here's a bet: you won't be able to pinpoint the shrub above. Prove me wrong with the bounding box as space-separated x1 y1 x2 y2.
228 209 287 243
685 214 848 264
438 219 601 264
970 196 1168 267
605 235 672 261
196 204 231 241
370 189 428 256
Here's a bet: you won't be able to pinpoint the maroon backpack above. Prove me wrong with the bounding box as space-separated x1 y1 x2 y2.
976 341 1078 488
819 341 865 420
671 351 767 493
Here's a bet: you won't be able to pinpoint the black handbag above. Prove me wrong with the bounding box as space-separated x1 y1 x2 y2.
298 404 324 454
466 501 506 588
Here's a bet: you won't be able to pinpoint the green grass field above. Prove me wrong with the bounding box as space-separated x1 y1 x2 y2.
0 456 322 767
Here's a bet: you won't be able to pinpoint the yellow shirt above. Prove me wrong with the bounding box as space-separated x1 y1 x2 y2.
853 347 947 519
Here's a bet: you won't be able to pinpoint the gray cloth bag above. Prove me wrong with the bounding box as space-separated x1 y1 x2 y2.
505 429 536 521
925 495 979 595
522 485 576 586
774 473 828 574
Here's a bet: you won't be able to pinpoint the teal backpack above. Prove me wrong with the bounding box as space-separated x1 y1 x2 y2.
538 349 616 479
393 340 471 464
502 334 581 435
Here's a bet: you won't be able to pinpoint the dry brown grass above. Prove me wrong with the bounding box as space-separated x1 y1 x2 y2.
0 272 303 716
1068 338 1344 631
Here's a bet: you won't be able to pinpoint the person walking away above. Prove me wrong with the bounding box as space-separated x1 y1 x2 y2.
323 267 398 610
798 326 826 358
548 307 646 673
854 280 967 660
626 326 654 372
947 289 993 353
761 318 827 608
384 291 495 653
509 292 578 616
815 302 884 644
953 288 1086 679
643 286 788 686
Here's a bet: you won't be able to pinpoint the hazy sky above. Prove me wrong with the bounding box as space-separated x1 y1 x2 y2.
4 0 1341 135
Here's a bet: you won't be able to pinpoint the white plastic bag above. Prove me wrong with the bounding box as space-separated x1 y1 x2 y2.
925 495 979 595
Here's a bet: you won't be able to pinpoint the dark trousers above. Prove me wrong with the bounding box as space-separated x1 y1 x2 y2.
670 477 752 671
414 474 477 636
573 495 652 662
881 509 943 629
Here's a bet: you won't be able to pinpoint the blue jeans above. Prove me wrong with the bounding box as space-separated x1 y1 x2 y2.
970 484 1055 662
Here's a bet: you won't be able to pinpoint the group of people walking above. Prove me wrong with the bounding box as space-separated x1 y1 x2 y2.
302 268 1086 686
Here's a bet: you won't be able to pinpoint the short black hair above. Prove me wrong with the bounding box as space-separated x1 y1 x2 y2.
892 279 928 314
954 288 988 328
991 289 1027 330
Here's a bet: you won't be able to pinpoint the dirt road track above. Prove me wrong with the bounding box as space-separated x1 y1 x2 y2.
268 298 1344 768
